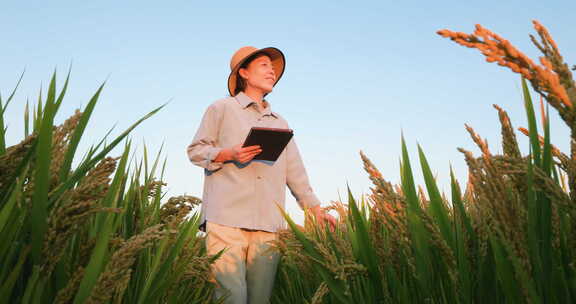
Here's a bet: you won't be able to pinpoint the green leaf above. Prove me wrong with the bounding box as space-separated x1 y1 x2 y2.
30 71 58 264
21 266 41 304
58 82 104 181
522 77 541 165
525 150 543 292
34 87 43 131
73 143 131 303
0 246 30 300
492 233 541 303
490 236 521 303
146 142 165 183
400 136 433 295
0 71 24 155
418 144 454 249
539 110 554 301
278 205 351 303
450 168 473 303
24 100 30 137
541 103 552 176
346 187 383 301
49 104 165 205
0 100 6 156
95 141 130 230
142 215 200 303
0 174 26 234
53 67 70 114
0 70 24 116
400 135 420 213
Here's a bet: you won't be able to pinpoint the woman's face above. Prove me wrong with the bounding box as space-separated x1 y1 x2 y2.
239 55 276 95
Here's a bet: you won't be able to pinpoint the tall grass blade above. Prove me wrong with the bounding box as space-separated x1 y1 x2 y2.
53 68 70 114
50 104 165 204
541 104 552 176
58 83 104 181
400 136 420 213
278 205 350 303
450 167 472 302
72 146 129 304
400 136 433 296
0 98 6 156
0 71 24 155
418 144 454 248
30 72 58 264
142 215 199 303
24 100 30 137
346 187 382 301
0 71 24 116
34 87 42 131
0 246 30 301
522 77 541 165
21 267 41 304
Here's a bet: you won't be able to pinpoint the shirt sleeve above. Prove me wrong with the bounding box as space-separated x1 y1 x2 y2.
187 104 224 172
286 138 321 209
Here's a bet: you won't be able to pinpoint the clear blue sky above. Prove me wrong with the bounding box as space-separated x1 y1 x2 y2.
2 1 574 223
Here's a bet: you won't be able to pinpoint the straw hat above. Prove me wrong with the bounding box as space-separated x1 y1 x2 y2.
227 46 285 96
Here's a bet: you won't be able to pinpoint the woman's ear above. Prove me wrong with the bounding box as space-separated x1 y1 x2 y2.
238 67 249 80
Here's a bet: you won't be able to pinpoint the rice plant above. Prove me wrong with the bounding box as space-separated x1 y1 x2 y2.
0 73 220 303
2 19 573 304
273 20 575 304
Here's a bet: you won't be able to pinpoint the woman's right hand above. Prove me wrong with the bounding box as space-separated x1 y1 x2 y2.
215 144 262 163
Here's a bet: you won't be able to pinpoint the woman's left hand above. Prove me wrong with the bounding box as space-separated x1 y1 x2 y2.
309 205 337 231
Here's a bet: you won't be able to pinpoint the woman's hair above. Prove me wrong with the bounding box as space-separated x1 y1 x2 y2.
234 52 271 96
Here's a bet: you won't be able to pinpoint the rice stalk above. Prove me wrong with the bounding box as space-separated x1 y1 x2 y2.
85 224 168 304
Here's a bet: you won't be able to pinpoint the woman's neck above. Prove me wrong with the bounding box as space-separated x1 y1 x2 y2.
243 87 265 105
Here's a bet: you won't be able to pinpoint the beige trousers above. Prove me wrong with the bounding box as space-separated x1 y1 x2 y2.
206 222 279 304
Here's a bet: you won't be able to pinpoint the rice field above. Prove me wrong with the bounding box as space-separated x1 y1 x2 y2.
1 21 574 303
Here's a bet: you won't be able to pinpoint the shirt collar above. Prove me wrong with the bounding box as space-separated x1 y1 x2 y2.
234 92 278 118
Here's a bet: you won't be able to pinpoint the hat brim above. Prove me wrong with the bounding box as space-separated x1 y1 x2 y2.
227 47 285 96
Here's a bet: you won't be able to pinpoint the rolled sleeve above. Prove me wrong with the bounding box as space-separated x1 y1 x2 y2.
187 105 224 172
286 138 320 209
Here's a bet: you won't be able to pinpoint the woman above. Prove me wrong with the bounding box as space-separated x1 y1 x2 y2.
187 46 335 304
